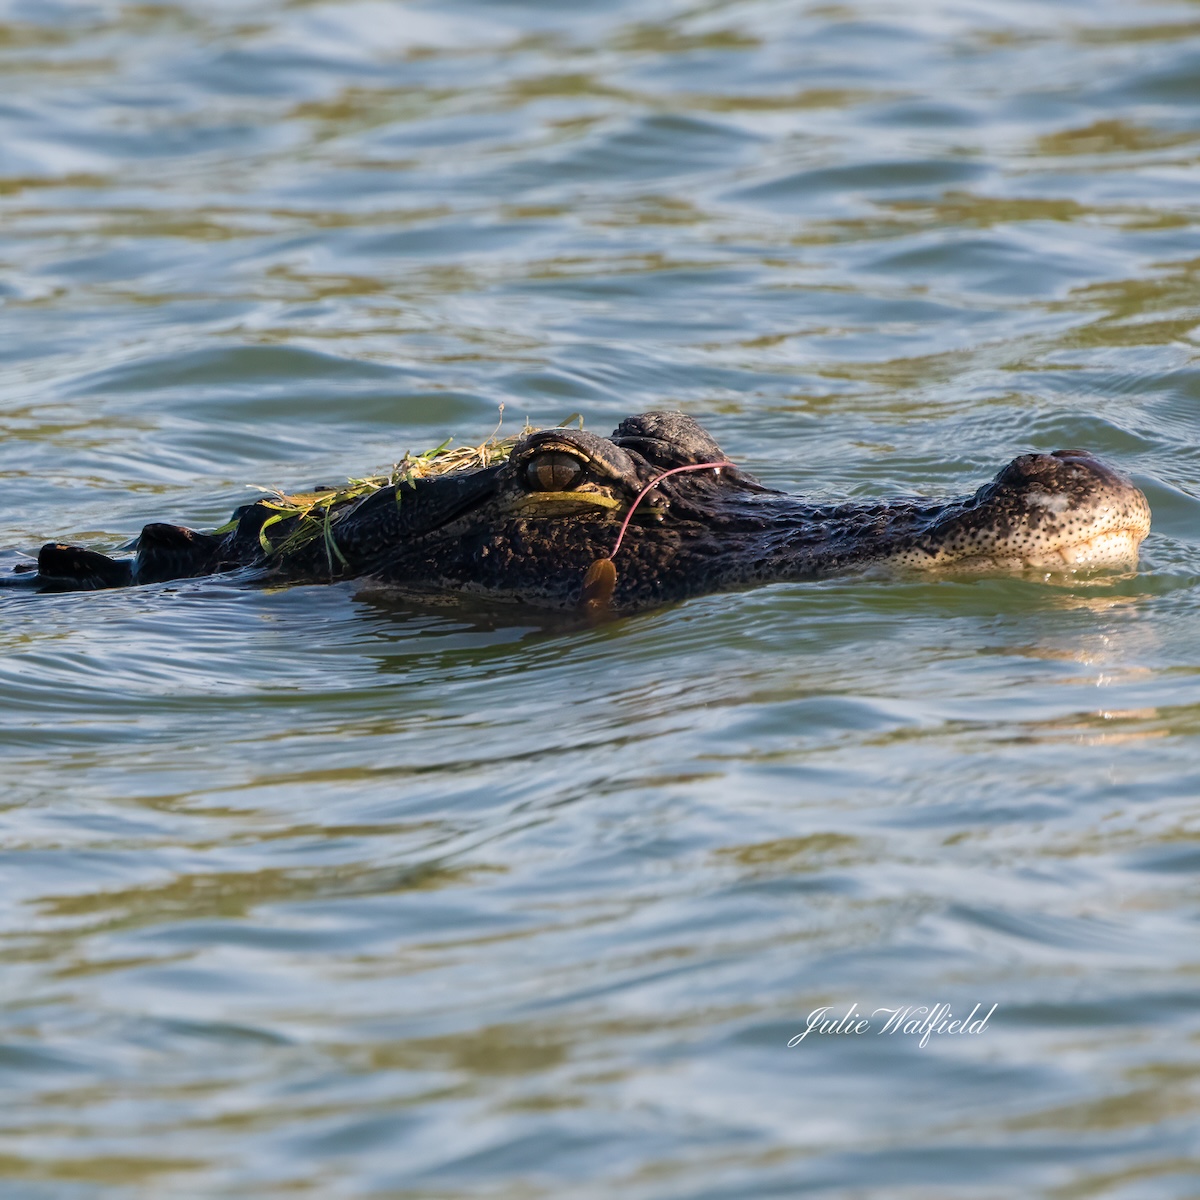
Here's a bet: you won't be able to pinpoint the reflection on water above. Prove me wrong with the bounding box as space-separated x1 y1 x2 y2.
3 0 1200 1196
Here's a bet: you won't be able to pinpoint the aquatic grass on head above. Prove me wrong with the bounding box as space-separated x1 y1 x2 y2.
233 412 584 568
245 436 518 563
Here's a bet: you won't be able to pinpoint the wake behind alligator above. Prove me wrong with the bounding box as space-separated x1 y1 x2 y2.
1 412 1151 614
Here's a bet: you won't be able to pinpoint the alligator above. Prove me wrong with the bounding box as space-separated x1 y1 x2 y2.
0 411 1151 614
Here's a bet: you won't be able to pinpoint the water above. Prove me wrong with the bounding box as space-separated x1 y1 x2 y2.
2 0 1200 1196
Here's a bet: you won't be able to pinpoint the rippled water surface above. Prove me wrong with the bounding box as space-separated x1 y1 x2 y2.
3 1 1200 1196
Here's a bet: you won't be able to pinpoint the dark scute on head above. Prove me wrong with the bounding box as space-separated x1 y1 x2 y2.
610 411 727 468
134 523 221 584
36 543 132 590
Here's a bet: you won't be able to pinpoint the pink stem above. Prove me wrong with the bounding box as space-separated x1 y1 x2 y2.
607 461 734 561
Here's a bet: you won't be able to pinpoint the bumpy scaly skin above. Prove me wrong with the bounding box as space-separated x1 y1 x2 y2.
897 451 1152 571
4 413 1151 612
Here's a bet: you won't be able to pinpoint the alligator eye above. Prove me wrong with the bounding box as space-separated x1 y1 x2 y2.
524 451 586 492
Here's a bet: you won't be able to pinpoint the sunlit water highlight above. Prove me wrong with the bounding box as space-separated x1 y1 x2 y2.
2 1 1200 1196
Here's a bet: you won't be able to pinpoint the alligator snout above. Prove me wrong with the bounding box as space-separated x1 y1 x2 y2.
904 449 1151 571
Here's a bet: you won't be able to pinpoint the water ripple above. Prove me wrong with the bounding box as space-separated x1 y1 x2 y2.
3 0 1200 1196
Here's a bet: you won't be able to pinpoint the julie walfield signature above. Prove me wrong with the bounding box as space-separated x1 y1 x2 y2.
788 1003 997 1050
